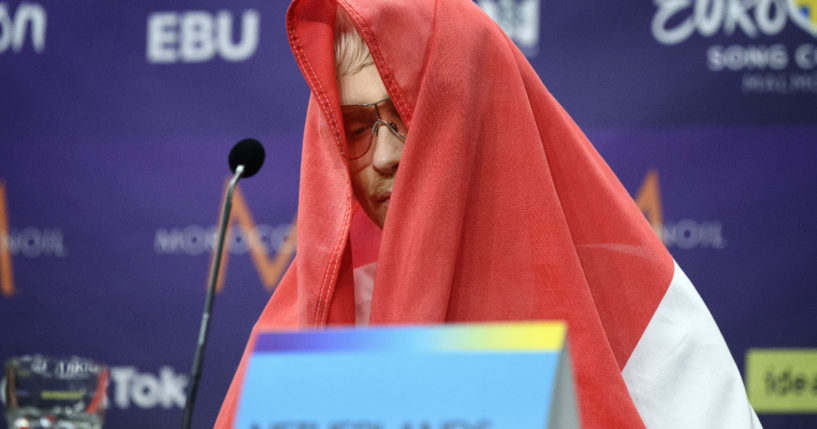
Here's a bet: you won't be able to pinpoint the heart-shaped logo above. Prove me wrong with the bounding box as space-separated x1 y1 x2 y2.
789 0 817 37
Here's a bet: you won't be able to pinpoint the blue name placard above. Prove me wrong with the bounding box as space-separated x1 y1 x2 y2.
233 321 579 429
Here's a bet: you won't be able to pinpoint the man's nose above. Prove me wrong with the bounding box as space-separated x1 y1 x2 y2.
370 125 403 175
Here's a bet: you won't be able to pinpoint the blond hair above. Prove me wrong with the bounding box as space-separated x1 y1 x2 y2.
334 6 374 76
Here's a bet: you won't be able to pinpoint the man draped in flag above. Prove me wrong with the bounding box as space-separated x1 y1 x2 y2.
216 0 761 427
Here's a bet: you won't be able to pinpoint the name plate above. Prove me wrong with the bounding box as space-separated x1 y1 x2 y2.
234 321 578 429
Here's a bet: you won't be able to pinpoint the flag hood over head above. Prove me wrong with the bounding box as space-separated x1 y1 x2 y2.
216 0 674 426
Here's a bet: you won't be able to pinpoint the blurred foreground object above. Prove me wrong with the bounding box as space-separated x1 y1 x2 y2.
2 355 108 429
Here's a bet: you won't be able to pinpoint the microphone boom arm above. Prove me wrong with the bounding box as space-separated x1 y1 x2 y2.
181 164 245 429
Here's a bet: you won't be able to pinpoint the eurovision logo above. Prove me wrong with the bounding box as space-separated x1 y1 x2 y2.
789 0 817 37
652 0 817 44
0 2 46 55
652 0 817 95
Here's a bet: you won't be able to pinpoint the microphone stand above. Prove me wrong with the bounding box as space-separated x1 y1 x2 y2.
181 164 245 429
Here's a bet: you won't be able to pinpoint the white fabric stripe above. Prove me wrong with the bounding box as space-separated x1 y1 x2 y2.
622 261 762 428
353 261 377 326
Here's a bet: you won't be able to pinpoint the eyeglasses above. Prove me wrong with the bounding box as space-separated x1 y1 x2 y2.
340 97 407 160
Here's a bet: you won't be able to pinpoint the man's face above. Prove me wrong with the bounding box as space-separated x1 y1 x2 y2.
338 64 405 229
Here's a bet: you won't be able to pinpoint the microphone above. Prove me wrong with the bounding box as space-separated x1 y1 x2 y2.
181 138 266 429
229 138 265 178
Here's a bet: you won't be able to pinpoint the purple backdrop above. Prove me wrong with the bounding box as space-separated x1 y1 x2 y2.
1 1 815 427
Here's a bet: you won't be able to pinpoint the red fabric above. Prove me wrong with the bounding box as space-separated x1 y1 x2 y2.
350 209 381 269
215 0 675 427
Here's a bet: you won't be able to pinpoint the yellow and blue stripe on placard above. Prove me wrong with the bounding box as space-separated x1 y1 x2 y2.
252 321 566 353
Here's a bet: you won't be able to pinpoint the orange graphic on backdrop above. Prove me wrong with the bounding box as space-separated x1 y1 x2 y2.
635 169 663 239
1 179 295 297
209 181 297 293
0 181 15 296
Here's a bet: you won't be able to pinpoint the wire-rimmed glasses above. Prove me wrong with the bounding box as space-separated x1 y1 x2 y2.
340 97 407 160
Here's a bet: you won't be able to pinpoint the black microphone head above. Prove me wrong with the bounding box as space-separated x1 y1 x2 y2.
229 138 265 178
